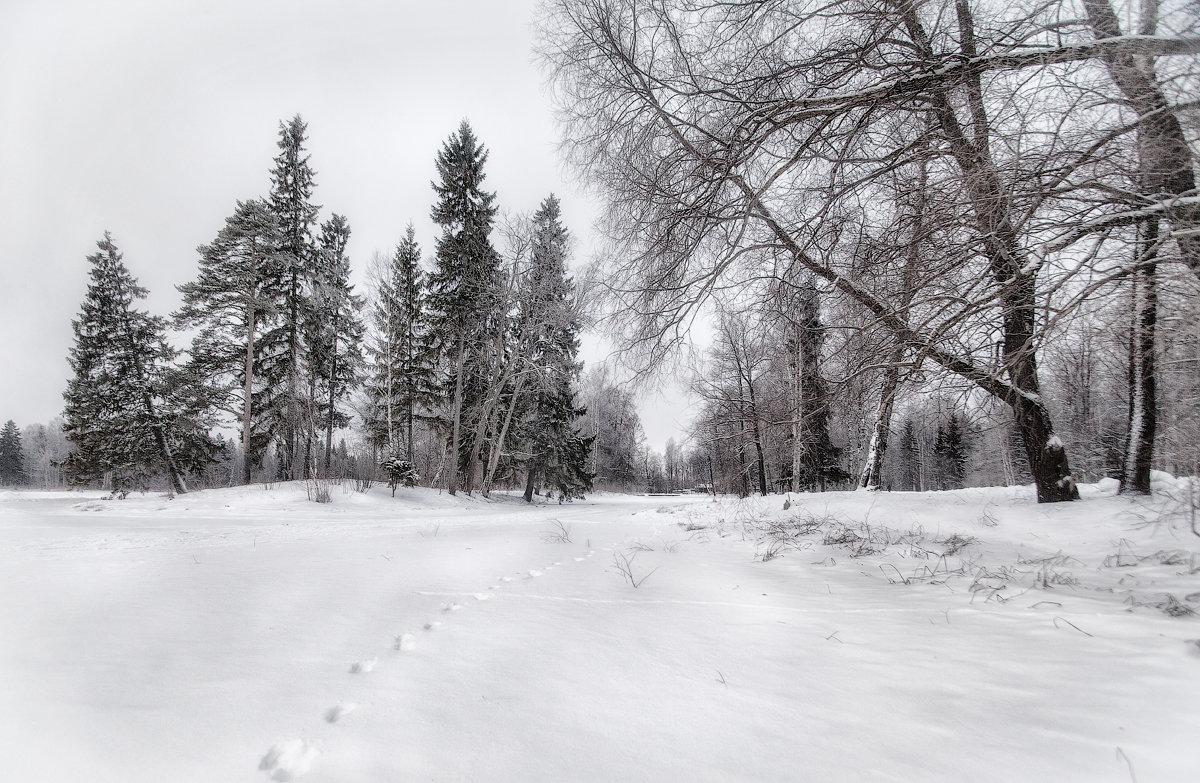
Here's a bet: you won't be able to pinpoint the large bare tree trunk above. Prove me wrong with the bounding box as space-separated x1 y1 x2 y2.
1083 0 1200 278
901 1 1078 502
1123 219 1159 494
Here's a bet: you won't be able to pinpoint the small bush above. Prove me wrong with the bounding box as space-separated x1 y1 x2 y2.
380 457 419 496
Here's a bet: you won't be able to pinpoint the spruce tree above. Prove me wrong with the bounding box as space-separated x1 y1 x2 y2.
64 233 203 493
0 420 27 486
366 225 438 463
939 412 969 489
263 114 321 480
517 195 593 501
427 121 503 494
306 213 365 474
176 200 285 484
364 255 402 456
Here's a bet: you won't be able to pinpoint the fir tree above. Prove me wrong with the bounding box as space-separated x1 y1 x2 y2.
933 412 970 489
64 233 205 493
176 200 285 484
517 195 593 501
427 121 503 494
0 420 27 486
305 213 365 474
263 114 321 480
366 225 438 464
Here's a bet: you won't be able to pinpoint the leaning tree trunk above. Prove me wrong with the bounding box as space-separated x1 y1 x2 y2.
1001 272 1079 503
905 0 1078 502
144 397 186 495
484 371 527 497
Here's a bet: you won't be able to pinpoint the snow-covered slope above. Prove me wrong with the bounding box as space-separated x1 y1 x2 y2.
0 480 1196 781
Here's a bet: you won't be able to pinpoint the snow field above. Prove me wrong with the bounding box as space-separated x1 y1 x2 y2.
0 480 1197 781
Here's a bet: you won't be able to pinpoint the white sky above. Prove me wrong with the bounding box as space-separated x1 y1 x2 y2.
0 0 694 452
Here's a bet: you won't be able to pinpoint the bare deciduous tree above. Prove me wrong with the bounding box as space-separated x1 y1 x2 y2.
538 0 1199 502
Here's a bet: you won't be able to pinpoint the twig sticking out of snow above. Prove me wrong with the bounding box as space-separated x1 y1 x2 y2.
611 549 658 588
1052 617 1093 637
1115 746 1138 783
541 519 572 544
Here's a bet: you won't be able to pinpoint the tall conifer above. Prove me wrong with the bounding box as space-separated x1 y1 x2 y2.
263 114 321 480
306 213 365 474
176 201 285 484
518 195 593 501
428 121 503 494
366 225 437 463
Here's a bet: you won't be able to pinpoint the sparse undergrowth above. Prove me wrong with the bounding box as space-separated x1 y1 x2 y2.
739 501 1200 620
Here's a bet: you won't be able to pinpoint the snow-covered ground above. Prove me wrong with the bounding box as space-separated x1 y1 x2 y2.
1 478 1197 782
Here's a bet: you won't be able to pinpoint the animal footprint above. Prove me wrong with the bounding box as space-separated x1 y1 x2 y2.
472 592 492 601
349 658 378 674
324 703 357 723
441 602 463 613
423 621 442 631
394 633 416 651
527 569 544 578
259 738 318 781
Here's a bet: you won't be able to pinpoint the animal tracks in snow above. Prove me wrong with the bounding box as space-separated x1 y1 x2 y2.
258 529 603 780
348 657 377 674
259 738 318 781
324 703 356 723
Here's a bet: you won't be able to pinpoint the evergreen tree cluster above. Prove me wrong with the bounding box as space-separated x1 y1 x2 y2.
62 233 212 494
59 116 593 501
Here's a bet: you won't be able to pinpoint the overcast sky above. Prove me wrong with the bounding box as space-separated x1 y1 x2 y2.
0 0 694 452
